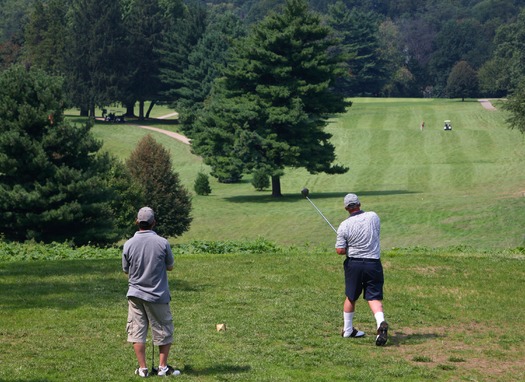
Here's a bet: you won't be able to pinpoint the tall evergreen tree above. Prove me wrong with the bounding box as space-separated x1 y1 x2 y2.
327 2 388 96
190 0 349 196
158 1 208 106
0 65 129 244
65 0 127 116
121 0 168 119
23 0 68 74
176 10 246 129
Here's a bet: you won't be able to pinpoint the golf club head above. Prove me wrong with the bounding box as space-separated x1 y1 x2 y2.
301 188 309 198
151 367 158 376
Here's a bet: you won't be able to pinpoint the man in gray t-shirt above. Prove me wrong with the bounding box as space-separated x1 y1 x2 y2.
335 194 388 346
122 207 180 377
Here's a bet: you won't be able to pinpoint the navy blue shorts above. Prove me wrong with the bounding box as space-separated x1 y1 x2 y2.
343 257 384 301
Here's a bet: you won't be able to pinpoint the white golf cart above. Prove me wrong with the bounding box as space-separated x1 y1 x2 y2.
443 120 452 131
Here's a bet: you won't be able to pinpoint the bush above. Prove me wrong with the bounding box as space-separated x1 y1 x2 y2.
126 134 192 238
251 170 270 191
194 172 212 195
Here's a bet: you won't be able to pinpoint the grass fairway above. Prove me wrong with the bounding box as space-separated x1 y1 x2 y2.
1 248 524 381
1 98 524 381
91 98 525 249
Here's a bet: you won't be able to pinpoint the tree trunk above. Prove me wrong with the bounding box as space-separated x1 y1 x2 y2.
146 100 157 119
138 100 145 120
80 107 88 117
271 175 282 197
125 103 135 117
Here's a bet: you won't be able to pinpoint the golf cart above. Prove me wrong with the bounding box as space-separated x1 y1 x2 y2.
444 120 452 131
102 109 126 123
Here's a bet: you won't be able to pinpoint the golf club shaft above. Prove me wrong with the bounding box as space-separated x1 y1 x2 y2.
305 197 337 233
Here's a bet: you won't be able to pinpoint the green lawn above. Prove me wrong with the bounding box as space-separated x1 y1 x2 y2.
90 98 525 250
0 248 523 381
1 98 524 381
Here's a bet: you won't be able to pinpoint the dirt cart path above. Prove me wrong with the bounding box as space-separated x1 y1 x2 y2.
134 112 190 145
478 99 497 110
135 125 190 145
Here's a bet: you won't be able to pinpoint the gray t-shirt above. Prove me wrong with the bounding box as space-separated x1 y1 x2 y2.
122 230 175 303
335 211 381 259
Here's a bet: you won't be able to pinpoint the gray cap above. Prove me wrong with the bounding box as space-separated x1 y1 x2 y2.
137 207 155 224
344 193 360 208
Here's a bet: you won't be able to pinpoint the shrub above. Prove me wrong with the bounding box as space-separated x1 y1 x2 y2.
194 172 212 195
126 134 192 238
251 170 270 191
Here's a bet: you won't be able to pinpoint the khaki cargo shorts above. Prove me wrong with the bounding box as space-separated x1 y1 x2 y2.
126 297 174 346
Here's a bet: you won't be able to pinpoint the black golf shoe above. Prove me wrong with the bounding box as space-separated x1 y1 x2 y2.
375 321 389 346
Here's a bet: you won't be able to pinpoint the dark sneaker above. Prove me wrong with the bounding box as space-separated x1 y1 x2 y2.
341 327 365 338
157 365 181 376
376 321 389 346
135 368 149 378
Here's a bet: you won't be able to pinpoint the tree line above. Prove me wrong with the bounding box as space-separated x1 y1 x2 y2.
0 1 524 107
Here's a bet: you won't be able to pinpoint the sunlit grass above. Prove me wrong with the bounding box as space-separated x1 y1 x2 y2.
0 247 524 381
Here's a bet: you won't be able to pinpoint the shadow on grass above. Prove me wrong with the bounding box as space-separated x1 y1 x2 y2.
0 259 123 310
123 118 180 126
225 190 419 203
182 364 251 376
389 331 443 346
0 259 205 311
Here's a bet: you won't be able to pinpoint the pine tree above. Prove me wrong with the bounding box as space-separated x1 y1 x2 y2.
327 2 388 96
158 1 208 106
190 0 349 196
126 135 192 237
194 172 212 196
0 65 129 244
176 11 246 129
23 0 68 74
121 0 166 119
65 0 127 116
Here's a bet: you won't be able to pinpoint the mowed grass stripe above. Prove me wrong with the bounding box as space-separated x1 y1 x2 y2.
89 98 524 249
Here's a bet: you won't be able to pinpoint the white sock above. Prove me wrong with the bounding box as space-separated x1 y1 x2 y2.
374 312 385 328
343 312 354 334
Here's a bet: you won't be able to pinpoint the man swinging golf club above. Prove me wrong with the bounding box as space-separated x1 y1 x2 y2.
335 194 388 346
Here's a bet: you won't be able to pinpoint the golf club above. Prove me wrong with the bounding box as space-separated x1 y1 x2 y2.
301 188 337 233
150 340 158 375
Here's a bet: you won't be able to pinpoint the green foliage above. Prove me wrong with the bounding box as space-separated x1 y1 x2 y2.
171 237 282 255
126 134 192 237
0 240 120 261
158 1 207 104
23 0 68 73
251 169 270 191
194 172 212 195
428 18 492 88
488 8 525 94
191 0 349 196
106 160 145 237
176 10 246 128
121 0 165 118
327 2 388 96
502 80 525 134
0 65 127 245
65 0 127 115
445 60 479 101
